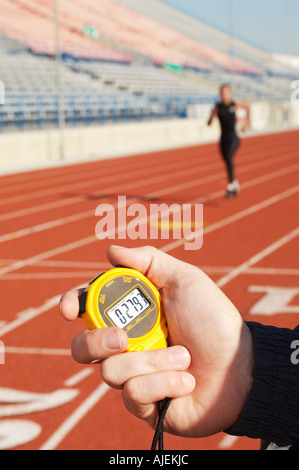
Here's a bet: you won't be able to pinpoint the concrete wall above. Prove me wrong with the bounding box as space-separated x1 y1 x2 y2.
250 101 299 130
0 118 220 174
1 101 299 175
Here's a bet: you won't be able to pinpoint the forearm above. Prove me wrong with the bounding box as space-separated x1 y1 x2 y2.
225 322 299 447
207 107 217 126
245 107 250 128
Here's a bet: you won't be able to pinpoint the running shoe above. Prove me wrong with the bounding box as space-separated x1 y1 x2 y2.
226 180 240 199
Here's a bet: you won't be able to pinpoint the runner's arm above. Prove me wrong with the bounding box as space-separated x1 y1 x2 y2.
207 106 218 126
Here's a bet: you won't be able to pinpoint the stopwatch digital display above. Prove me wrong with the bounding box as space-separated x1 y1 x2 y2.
78 267 168 352
106 287 150 329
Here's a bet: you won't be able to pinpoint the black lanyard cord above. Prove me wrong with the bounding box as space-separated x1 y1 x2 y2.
151 397 172 450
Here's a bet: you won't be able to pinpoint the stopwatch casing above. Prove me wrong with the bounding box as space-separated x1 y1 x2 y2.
79 267 168 352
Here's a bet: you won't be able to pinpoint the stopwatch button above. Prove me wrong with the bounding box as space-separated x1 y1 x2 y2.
78 291 87 317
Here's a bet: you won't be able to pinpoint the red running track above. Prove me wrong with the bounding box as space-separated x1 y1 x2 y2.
0 129 299 450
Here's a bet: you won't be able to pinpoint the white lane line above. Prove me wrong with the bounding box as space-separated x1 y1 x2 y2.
39 383 110 450
0 209 95 244
0 272 100 280
202 266 299 276
0 388 79 418
2 266 299 282
0 195 85 223
0 259 111 269
2 258 299 276
2 266 299 281
162 184 299 252
64 369 94 387
0 288 83 338
4 347 71 356
216 226 299 288
0 235 97 277
218 435 240 449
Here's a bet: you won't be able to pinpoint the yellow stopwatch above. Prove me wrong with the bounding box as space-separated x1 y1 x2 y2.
78 267 168 352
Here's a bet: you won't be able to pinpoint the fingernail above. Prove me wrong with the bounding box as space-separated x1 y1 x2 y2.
104 330 122 350
182 373 196 389
169 347 190 368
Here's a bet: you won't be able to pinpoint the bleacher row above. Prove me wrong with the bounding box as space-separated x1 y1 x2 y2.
0 0 297 131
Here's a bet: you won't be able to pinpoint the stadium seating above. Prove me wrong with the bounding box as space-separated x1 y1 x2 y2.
0 0 296 131
0 0 263 72
0 0 132 62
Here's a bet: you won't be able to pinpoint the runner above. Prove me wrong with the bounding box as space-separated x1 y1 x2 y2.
208 84 250 199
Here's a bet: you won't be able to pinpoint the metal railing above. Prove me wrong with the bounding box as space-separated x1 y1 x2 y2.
0 93 216 131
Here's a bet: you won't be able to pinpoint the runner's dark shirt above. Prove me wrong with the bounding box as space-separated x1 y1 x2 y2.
216 101 237 137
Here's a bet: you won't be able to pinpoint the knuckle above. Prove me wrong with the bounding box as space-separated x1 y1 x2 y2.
163 371 177 391
123 377 143 403
146 349 168 371
100 357 123 389
70 334 84 363
99 358 111 383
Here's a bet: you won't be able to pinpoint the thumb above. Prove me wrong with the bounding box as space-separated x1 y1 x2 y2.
106 245 192 289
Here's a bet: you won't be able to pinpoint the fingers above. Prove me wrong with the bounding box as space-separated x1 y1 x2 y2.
123 371 196 428
100 345 191 388
71 328 128 364
100 345 196 428
70 329 196 426
124 370 195 405
59 289 83 321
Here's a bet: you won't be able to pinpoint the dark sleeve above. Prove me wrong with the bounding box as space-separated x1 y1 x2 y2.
225 321 299 447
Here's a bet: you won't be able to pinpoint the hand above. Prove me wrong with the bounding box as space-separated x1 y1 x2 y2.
60 246 254 438
207 107 217 126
